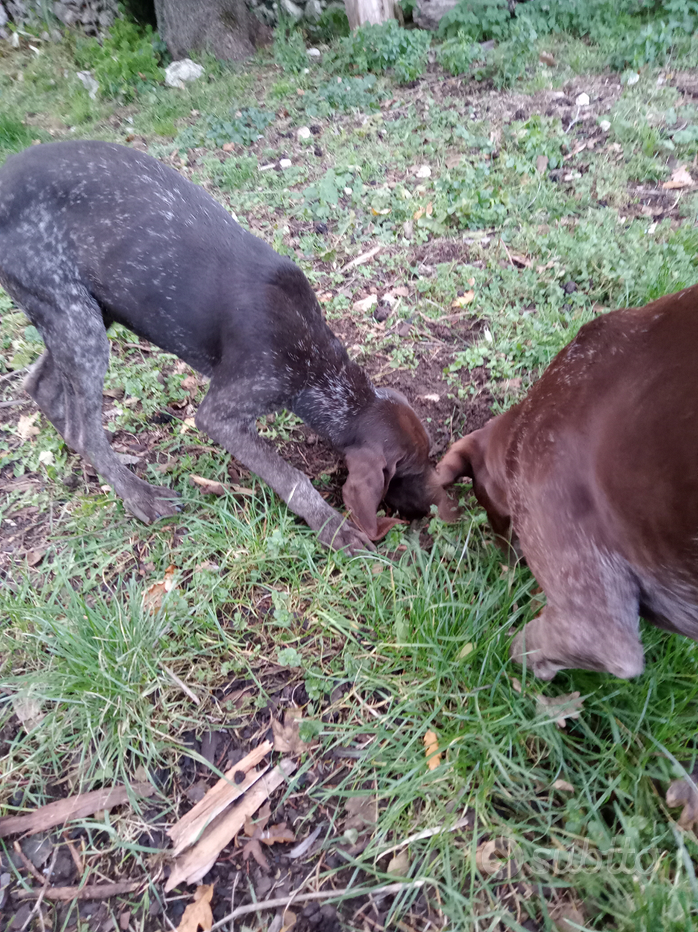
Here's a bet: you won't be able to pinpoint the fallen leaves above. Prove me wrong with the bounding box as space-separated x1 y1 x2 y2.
242 801 296 872
353 294 378 313
344 795 378 834
177 884 214 932
17 412 39 442
143 565 177 612
666 771 698 831
475 837 519 879
12 692 44 731
387 849 411 876
552 779 575 794
536 154 549 174
663 165 694 189
271 709 309 757
189 474 226 497
451 291 475 308
423 730 441 770
536 691 584 729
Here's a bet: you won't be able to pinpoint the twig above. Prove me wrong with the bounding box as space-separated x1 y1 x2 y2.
376 814 473 860
210 881 425 931
0 398 29 409
19 847 58 932
160 663 200 705
343 244 382 272
565 106 582 133
0 367 28 384
17 880 143 901
229 870 240 932
13 841 46 884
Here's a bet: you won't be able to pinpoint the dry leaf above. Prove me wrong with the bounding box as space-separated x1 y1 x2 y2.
552 779 575 793
387 849 411 876
25 548 46 567
536 691 584 728
180 417 197 434
451 291 475 308
143 565 177 613
539 51 556 67
413 206 424 220
17 412 39 442
536 154 549 174
280 911 297 932
475 837 519 879
510 677 523 694
509 252 532 268
393 286 409 297
181 375 200 395
457 642 473 660
550 903 586 932
666 771 698 831
271 709 308 757
189 475 226 497
663 165 694 189
423 730 441 770
12 692 44 731
176 884 214 932
242 802 295 872
353 294 378 314
166 759 297 890
344 795 378 833
222 142 235 152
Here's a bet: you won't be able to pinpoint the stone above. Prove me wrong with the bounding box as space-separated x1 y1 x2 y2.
281 0 303 19
165 59 205 89
304 0 323 20
599 119 611 132
413 0 458 30
279 158 292 168
297 126 311 140
415 164 431 179
575 92 590 107
306 47 322 59
76 70 99 99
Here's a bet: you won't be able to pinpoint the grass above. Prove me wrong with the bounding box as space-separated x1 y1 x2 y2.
1 9 698 930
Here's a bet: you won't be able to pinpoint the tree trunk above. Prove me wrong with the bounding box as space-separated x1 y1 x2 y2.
154 0 270 62
345 0 395 30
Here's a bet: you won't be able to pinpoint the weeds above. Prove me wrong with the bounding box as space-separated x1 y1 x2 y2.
74 17 165 100
328 19 431 84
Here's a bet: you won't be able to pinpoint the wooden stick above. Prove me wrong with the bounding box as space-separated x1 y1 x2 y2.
0 782 156 838
16 880 143 901
210 880 426 930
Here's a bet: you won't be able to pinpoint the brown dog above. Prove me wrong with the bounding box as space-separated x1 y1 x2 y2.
437 286 698 680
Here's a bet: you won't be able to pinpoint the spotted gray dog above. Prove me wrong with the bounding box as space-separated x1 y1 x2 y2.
0 141 456 552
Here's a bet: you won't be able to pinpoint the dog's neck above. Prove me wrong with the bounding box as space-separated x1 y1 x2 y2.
292 357 377 450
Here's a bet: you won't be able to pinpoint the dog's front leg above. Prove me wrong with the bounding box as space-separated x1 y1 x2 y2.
196 395 373 554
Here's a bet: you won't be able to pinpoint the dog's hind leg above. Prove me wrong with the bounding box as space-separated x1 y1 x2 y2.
18 284 179 524
510 544 646 680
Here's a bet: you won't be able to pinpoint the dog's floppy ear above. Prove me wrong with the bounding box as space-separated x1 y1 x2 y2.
342 446 401 541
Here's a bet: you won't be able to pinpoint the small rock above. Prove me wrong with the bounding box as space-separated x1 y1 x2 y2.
314 221 328 234
281 0 303 19
599 119 611 132
575 92 590 107
76 70 99 100
305 0 323 21
279 158 293 169
374 302 391 323
297 126 311 140
165 59 204 89
306 47 322 59
415 164 431 179
563 280 577 295
10 30 19 47
396 320 411 337
625 71 640 86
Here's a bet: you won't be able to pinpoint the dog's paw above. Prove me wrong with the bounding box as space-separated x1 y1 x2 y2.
510 628 561 681
123 482 181 524
318 517 376 555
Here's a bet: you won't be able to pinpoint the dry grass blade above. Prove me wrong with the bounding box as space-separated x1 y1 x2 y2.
0 782 155 838
169 740 272 856
166 758 297 891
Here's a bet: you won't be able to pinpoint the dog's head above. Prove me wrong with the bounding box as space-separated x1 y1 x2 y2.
341 389 460 541
436 420 512 543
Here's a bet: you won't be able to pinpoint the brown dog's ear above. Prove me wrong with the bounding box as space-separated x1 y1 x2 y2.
435 433 481 487
342 446 400 541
